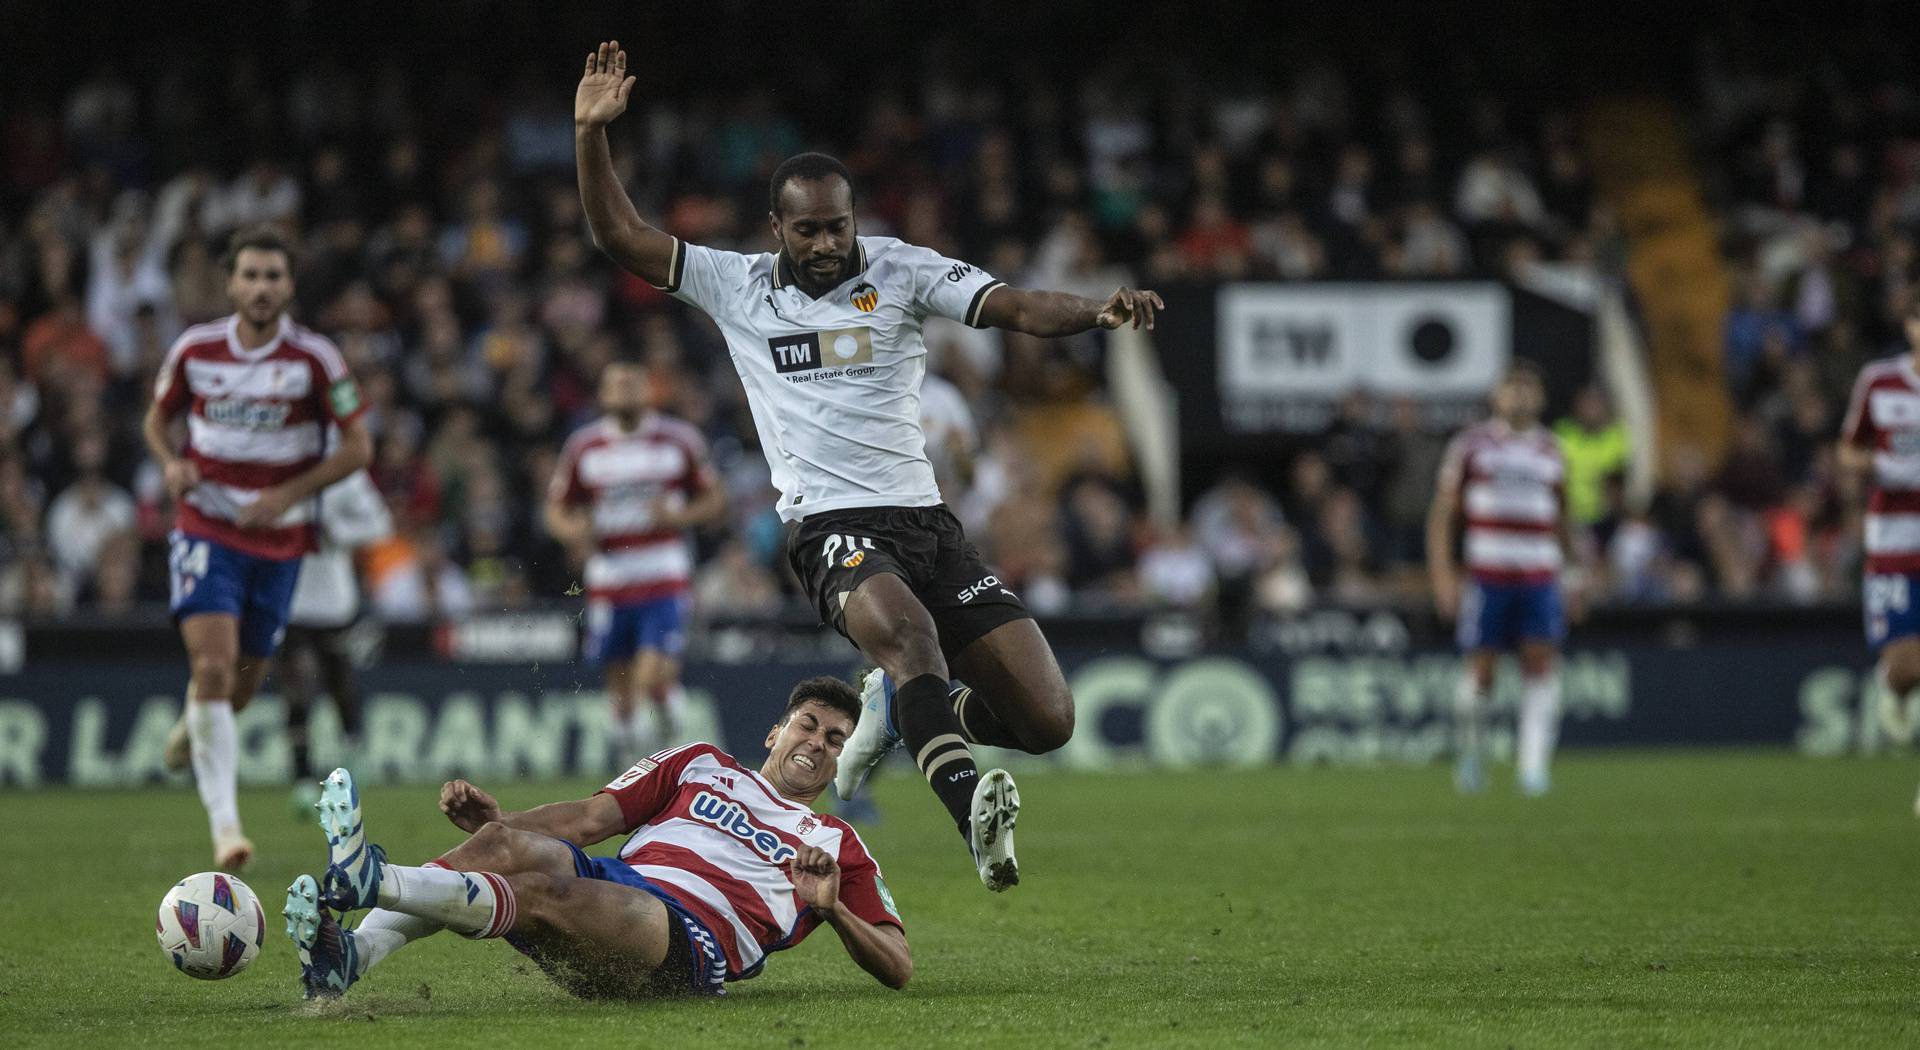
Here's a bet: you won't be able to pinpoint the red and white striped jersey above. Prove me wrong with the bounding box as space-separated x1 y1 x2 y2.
549 414 712 604
1438 419 1566 584
153 315 365 560
598 743 902 981
1843 356 1920 574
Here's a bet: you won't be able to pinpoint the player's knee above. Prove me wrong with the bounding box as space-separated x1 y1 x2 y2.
466 821 522 865
1888 649 1920 695
190 656 234 699
1024 690 1075 753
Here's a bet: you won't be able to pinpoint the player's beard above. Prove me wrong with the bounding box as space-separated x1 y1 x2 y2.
788 247 854 297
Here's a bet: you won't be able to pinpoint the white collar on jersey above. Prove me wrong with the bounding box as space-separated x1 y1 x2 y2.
771 241 870 295
225 314 292 362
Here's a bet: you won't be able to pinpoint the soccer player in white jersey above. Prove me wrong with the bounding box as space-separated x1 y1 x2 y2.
1428 362 1578 796
572 42 1163 891
1840 295 1920 812
278 466 391 813
545 360 725 764
144 228 372 869
283 676 910 1000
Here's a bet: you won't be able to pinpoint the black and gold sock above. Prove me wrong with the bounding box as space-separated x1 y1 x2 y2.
890 673 979 838
948 681 1024 749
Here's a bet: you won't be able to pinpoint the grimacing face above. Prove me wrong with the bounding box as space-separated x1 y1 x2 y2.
770 177 858 295
763 699 853 797
226 247 294 328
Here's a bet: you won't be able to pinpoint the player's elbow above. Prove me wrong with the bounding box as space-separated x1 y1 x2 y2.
880 956 912 990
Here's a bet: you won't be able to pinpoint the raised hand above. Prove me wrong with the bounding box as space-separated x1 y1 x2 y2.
440 779 503 833
576 40 637 128
1096 287 1165 331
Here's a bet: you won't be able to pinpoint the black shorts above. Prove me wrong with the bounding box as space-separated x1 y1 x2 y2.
786 504 1030 663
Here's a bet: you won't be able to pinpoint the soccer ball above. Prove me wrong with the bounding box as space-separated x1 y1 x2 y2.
156 872 266 980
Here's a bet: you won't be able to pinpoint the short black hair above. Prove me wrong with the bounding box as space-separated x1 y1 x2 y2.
222 226 295 274
780 675 861 727
769 153 855 216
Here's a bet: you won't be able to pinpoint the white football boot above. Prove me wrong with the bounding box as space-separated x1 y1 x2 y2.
834 669 902 801
969 768 1021 892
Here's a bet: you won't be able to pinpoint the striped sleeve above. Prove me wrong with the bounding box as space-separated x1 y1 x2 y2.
598 743 717 830
296 330 365 426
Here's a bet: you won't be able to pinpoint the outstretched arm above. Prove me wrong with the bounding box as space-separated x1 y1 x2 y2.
1426 481 1462 622
975 284 1164 338
440 779 629 848
789 846 912 989
574 40 678 287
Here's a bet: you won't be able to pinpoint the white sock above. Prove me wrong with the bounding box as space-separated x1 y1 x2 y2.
187 699 241 841
376 861 516 938
1518 674 1562 781
624 707 651 754
1454 675 1487 758
351 908 441 974
653 686 683 742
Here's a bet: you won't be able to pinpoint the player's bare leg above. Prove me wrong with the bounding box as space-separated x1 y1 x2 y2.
493 872 684 999
1455 650 1498 795
1516 641 1561 797
1876 637 1920 814
949 619 1076 753
168 614 254 868
604 660 642 767
636 649 684 745
838 574 1017 890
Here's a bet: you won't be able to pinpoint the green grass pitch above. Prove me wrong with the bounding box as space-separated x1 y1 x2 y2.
5 751 1919 1048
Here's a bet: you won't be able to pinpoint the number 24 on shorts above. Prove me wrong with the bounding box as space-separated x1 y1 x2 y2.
170 535 211 599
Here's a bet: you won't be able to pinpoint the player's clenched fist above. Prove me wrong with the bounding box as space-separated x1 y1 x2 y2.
575 40 637 128
786 845 840 913
440 779 503 833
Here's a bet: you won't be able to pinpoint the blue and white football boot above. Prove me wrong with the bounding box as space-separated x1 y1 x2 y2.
284 873 360 1000
834 669 903 801
316 767 385 912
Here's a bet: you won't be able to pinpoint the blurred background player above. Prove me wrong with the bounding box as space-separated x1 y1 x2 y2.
1839 295 1920 813
1428 362 1579 796
279 464 391 813
545 360 723 766
574 41 1161 891
148 227 372 869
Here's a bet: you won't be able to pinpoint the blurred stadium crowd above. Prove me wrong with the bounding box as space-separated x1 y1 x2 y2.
0 19 1916 627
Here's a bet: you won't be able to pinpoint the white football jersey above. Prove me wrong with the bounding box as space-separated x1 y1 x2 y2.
658 235 1003 522
289 468 392 628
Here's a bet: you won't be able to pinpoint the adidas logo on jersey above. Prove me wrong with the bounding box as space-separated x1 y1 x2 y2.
689 791 798 865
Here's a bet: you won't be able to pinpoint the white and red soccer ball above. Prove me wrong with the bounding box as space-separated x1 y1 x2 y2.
156 872 266 980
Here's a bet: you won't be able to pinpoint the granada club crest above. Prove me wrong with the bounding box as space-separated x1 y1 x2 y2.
851 283 878 312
